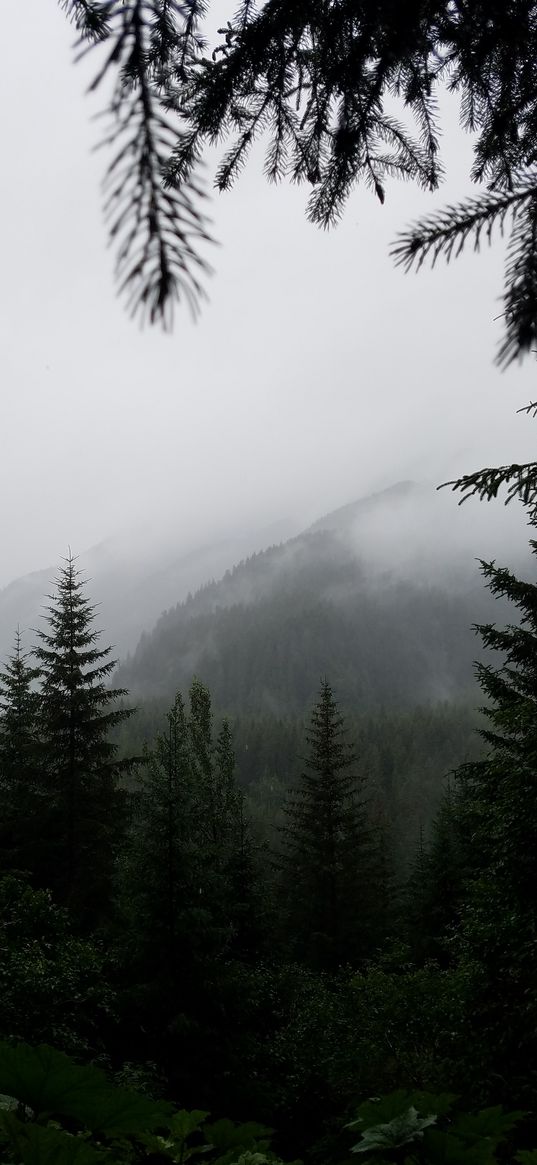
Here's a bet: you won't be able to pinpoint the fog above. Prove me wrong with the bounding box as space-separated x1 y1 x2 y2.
112 479 529 708
2 2 537 600
322 482 534 587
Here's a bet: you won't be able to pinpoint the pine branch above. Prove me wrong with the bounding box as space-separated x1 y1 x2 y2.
63 0 212 325
440 460 537 508
518 399 537 417
498 195 537 366
59 0 112 42
60 0 537 345
392 176 537 364
392 182 535 273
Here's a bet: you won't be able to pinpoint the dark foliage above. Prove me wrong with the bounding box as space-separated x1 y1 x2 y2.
278 681 380 970
116 680 263 1099
404 785 466 965
448 538 537 1104
60 2 537 361
32 554 134 925
0 630 41 872
63 0 212 324
0 876 114 1057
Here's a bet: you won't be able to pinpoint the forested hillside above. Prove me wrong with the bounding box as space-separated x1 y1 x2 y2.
118 509 514 711
0 519 297 663
111 484 501 863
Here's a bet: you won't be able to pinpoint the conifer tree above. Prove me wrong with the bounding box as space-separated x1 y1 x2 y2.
0 629 41 873
188 677 214 842
279 680 375 971
118 690 205 1093
405 788 465 966
213 716 266 960
121 683 262 1099
126 683 255 973
214 718 241 845
122 692 195 986
33 554 133 926
450 542 537 1100
404 824 431 963
457 553 537 906
187 684 258 956
186 678 223 939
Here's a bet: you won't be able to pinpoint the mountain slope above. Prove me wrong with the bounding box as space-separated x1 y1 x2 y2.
118 483 528 712
0 517 296 664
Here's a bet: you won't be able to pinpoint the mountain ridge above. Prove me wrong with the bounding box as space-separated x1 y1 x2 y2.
116 481 530 712
0 517 298 665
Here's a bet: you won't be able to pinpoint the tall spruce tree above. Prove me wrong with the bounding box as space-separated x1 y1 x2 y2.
121 692 197 997
404 824 431 963
405 786 465 966
125 683 254 978
33 555 133 926
279 680 375 971
187 682 257 956
120 683 261 1100
214 718 241 846
450 542 537 1101
0 629 41 873
214 716 266 960
188 677 215 845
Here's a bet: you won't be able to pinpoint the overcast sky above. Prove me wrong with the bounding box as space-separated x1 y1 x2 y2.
1 2 537 587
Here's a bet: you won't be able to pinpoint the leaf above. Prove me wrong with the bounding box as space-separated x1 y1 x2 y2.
0 1115 106 1165
0 1093 21 1112
204 1119 274 1152
409 1093 457 1118
452 1108 524 1147
422 1128 495 1165
168 1110 210 1140
348 1092 455 1133
0 1042 172 1134
228 1155 275 1165
351 1108 437 1153
145 1111 212 1164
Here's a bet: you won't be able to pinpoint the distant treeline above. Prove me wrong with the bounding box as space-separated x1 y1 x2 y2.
114 698 483 866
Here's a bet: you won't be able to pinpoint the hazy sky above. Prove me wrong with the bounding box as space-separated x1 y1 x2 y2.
2 2 537 586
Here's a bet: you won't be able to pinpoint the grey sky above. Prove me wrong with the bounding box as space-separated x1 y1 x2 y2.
1 2 536 587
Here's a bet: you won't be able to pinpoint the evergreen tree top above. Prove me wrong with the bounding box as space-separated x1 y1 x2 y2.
454 542 537 864
34 553 133 743
0 628 41 776
0 628 39 717
279 679 378 969
34 555 126 694
282 679 364 835
24 554 136 923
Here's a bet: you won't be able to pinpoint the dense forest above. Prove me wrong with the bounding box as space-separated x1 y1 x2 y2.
2 515 537 1165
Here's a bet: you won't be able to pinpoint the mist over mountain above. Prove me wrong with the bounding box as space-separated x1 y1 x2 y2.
1 481 531 713
0 516 298 666
116 482 533 713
